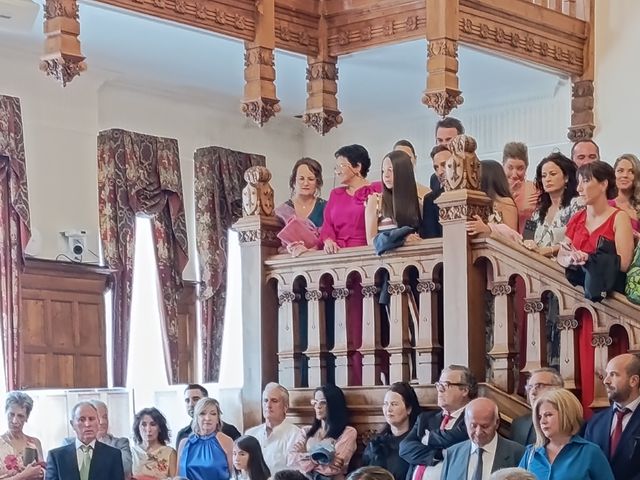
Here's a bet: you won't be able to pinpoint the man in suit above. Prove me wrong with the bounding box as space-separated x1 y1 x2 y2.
47 401 125 480
441 397 525 480
399 364 476 480
64 400 132 477
510 368 564 446
584 353 640 480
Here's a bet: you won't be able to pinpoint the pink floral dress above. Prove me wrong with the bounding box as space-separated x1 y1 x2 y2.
131 443 176 479
0 435 39 478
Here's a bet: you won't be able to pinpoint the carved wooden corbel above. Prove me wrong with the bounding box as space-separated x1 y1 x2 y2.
423 0 463 117
40 0 86 86
241 0 280 126
568 78 595 141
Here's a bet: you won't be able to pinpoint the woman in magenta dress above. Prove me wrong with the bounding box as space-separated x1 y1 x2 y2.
559 161 634 416
320 144 381 385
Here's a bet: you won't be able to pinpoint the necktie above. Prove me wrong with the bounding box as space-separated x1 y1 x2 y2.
439 413 452 430
472 447 484 480
79 445 92 480
610 408 630 456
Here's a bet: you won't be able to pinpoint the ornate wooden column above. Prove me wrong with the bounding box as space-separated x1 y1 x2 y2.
360 283 383 385
435 135 490 381
423 0 464 116
305 287 329 387
522 298 546 372
387 281 411 382
489 282 517 393
40 0 86 86
415 279 441 384
241 0 280 126
557 315 578 389
332 285 350 386
277 289 301 389
591 332 611 408
232 166 281 429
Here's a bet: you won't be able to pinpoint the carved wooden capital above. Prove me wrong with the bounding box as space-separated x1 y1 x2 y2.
524 300 544 313
387 282 407 295
305 289 326 302
303 57 342 135
427 39 458 58
302 111 343 136
491 282 512 296
278 291 297 305
422 90 464 117
332 288 350 300
443 135 481 191
39 58 86 87
591 333 613 348
557 316 579 330
568 79 595 142
242 166 275 217
241 97 281 127
416 280 440 293
242 39 280 126
361 285 379 298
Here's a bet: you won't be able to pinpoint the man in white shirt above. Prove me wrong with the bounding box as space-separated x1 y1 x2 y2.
440 398 524 480
245 382 302 474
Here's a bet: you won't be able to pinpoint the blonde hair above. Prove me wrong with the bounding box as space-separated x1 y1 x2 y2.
532 388 582 448
614 154 640 214
191 397 221 435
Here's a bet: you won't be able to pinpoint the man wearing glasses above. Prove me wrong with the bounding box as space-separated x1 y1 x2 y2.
510 368 564 446
399 365 477 480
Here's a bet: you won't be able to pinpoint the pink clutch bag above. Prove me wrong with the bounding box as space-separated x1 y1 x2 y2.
277 216 320 248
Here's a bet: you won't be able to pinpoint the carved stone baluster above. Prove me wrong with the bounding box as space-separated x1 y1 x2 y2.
360 284 382 385
415 279 441 384
387 282 411 382
591 333 612 408
522 299 546 372
489 282 516 393
277 290 300 388
556 315 578 389
305 288 328 387
332 286 350 387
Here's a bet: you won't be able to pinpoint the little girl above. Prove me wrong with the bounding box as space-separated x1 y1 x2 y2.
233 435 271 480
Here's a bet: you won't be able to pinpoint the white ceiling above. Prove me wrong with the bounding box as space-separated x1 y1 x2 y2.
0 0 566 120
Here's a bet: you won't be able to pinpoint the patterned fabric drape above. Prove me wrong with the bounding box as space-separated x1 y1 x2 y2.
195 146 264 382
0 95 31 390
98 129 188 386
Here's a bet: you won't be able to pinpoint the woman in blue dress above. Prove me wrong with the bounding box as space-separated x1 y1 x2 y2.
178 397 234 480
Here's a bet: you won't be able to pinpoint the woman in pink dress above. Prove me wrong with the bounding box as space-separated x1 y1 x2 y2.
502 141 539 234
610 153 640 232
320 145 381 386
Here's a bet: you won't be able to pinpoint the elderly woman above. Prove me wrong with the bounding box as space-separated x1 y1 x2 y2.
131 407 177 479
518 389 613 479
275 157 327 256
178 397 234 480
0 391 45 479
288 384 357 480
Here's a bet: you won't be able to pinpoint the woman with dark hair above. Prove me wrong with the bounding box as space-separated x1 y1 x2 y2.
558 161 634 415
131 407 177 479
365 150 421 245
393 140 430 201
361 382 421 480
523 152 581 257
611 153 640 231
275 158 327 256
232 435 270 480
502 141 539 233
288 384 357 480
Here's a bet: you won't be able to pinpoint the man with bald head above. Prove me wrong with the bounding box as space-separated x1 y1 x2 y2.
584 353 640 480
571 139 600 167
440 398 524 480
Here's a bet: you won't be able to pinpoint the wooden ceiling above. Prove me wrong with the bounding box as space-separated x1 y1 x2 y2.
38 0 595 138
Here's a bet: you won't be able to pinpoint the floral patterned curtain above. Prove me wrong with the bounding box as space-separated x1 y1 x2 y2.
194 146 264 382
0 95 31 390
98 129 188 386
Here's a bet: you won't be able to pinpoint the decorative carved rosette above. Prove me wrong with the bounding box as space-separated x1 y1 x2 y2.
305 289 326 302
387 283 407 296
524 300 544 313
361 285 380 298
332 288 350 300
237 228 279 245
557 316 579 330
591 334 613 348
422 90 464 118
568 79 595 142
40 0 86 86
242 166 275 217
241 97 281 127
491 282 512 296
416 280 440 293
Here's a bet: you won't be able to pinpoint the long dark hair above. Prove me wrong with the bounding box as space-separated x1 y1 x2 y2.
234 435 271 480
534 152 577 225
480 160 514 201
381 151 421 229
577 161 617 200
380 382 421 436
307 384 349 440
132 407 171 445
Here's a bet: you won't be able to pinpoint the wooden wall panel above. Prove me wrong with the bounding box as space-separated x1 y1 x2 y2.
19 259 112 389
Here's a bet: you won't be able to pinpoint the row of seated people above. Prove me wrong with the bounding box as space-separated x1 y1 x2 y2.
2 352 637 480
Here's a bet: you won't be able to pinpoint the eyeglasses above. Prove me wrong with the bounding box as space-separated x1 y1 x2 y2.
310 399 327 407
434 381 468 393
525 382 554 393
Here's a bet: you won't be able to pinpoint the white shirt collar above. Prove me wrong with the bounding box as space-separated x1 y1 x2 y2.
75 438 97 450
470 433 498 455
615 395 640 413
443 405 467 420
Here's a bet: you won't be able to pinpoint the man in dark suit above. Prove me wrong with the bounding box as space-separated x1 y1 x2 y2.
399 364 476 480
46 401 125 480
584 353 640 480
441 397 525 480
510 368 564 446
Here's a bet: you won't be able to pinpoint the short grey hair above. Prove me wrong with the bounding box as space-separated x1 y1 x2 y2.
264 382 290 408
5 391 35 418
528 368 564 387
89 399 108 411
70 401 98 420
490 468 536 480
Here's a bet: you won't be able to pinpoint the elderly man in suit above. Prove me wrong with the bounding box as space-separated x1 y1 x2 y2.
399 365 476 480
584 353 640 480
510 368 563 446
47 401 125 480
441 398 524 480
